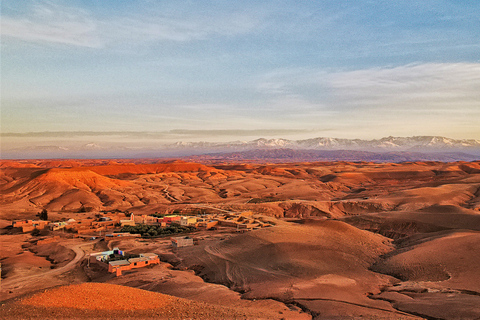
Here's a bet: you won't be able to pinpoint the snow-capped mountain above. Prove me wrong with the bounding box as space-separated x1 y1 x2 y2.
167 136 480 153
81 142 103 150
3 136 479 160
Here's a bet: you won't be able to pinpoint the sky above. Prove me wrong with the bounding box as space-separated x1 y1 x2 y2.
1 0 480 155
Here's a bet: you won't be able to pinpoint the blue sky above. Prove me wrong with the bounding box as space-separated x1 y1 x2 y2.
1 0 479 150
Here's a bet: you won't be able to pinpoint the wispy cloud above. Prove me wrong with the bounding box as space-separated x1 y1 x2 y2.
257 63 480 112
1 1 102 48
1 129 314 138
253 63 480 139
1 1 262 48
327 63 480 111
111 10 260 43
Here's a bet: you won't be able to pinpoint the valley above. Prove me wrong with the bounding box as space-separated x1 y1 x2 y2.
1 159 480 319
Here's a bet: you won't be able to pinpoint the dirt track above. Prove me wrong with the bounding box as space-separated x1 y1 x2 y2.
1 240 98 300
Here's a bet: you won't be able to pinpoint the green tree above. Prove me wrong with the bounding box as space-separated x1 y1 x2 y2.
39 209 48 221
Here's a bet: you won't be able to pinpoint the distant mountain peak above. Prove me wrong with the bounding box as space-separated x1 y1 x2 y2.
169 135 480 151
3 135 479 160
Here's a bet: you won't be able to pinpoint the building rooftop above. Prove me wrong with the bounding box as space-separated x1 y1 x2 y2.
109 260 130 266
128 257 149 263
172 236 192 241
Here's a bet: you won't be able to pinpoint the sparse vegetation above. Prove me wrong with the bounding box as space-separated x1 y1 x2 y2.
120 224 195 238
248 197 279 204
39 209 48 221
151 212 166 218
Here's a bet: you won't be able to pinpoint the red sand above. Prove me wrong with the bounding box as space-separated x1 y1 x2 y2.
8 282 305 319
22 283 171 310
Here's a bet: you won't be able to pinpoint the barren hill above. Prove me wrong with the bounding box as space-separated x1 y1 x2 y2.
1 282 304 319
1 159 480 319
1 160 479 218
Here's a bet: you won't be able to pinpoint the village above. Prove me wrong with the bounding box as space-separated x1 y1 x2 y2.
9 209 274 277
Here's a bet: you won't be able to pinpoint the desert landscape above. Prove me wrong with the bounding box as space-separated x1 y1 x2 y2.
3 1 479 319
1 159 480 319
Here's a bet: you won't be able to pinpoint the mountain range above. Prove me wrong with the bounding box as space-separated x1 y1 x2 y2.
3 136 480 161
171 136 480 152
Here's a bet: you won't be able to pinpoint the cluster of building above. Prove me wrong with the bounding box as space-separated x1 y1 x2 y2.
141 211 273 232
12 212 135 235
90 248 160 276
12 209 274 238
140 214 195 226
12 220 50 233
192 211 274 231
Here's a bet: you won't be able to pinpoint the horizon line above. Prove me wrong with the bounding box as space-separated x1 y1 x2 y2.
2 131 480 141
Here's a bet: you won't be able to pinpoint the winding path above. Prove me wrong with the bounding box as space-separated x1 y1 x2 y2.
163 186 179 202
1 240 99 296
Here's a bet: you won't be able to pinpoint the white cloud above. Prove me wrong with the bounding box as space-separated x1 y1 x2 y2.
327 63 480 113
109 12 258 43
254 63 480 138
1 1 261 48
1 2 102 48
258 63 480 111
103 2 263 45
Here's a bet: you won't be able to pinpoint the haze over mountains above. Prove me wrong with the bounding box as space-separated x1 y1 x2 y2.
3 135 480 161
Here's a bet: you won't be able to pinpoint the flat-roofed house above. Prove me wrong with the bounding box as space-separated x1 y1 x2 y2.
20 220 49 233
158 215 181 224
171 236 194 248
140 253 159 261
12 220 33 228
120 219 135 227
108 260 131 276
108 252 160 276
180 216 197 226
49 222 68 231
90 247 124 262
128 257 148 267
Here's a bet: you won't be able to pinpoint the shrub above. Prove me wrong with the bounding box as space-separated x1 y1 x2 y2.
120 223 195 237
39 209 48 221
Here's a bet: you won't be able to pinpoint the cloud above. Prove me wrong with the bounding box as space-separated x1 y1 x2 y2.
110 9 260 43
1 2 102 48
327 63 480 113
1 1 262 48
1 129 315 139
253 63 480 139
257 63 480 112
